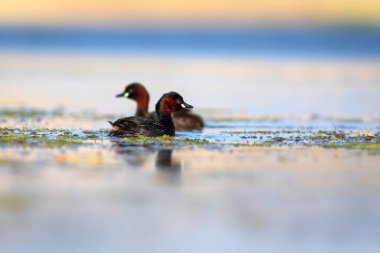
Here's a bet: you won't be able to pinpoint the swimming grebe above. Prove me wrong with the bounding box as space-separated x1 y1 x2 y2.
109 92 193 137
116 83 204 131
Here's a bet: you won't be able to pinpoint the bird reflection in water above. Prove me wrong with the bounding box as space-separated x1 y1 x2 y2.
155 149 181 184
156 149 180 170
110 138 154 167
111 138 181 183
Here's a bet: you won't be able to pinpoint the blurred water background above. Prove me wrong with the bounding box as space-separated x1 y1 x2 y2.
0 25 379 118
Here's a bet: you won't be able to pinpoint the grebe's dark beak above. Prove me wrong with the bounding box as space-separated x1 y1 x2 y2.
116 92 129 98
181 102 193 109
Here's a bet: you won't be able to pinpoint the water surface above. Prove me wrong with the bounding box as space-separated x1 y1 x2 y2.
1 26 380 252
1 112 380 253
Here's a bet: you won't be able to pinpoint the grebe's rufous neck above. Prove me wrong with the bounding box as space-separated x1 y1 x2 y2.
116 82 149 117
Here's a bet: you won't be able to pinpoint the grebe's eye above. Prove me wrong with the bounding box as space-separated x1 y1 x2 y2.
124 92 130 98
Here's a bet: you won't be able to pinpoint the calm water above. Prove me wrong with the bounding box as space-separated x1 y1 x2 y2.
1 146 380 253
1 113 380 253
1 25 380 253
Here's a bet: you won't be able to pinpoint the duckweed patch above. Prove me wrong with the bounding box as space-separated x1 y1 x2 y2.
0 128 110 148
119 135 209 147
0 127 379 150
0 134 84 148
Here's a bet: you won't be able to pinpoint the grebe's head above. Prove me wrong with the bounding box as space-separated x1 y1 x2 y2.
116 82 149 102
155 92 193 117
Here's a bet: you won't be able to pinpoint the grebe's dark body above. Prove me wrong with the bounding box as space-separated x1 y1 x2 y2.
109 91 193 137
116 83 204 131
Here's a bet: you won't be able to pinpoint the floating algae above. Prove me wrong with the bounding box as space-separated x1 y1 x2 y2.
1 118 380 150
0 128 108 148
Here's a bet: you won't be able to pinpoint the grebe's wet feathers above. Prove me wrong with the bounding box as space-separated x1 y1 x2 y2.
109 91 190 137
108 117 172 137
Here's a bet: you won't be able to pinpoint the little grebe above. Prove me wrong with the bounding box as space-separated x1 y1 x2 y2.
109 91 193 137
116 83 204 131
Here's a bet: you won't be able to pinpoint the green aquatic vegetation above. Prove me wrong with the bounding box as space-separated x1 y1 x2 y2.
317 130 333 135
98 129 110 134
311 131 347 141
1 127 109 138
310 135 331 140
120 135 209 146
272 137 285 142
0 127 378 150
0 135 27 145
335 133 346 139
125 135 174 142
0 134 83 148
323 142 380 151
53 136 83 146
310 135 341 141
364 135 376 142
345 135 380 143
82 129 109 135
180 138 209 144
82 130 95 134
0 128 84 147
119 135 175 147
